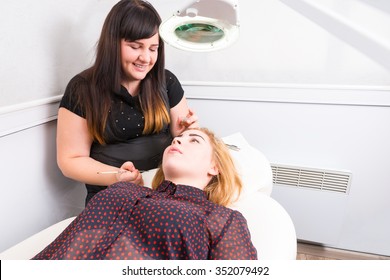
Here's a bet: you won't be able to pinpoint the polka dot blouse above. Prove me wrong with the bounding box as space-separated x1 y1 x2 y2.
32 181 258 260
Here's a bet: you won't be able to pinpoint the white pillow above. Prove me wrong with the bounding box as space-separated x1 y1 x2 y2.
142 168 158 188
229 191 297 259
142 133 273 199
222 132 273 199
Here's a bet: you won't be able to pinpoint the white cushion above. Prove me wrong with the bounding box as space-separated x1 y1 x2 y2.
222 132 273 197
141 168 158 188
230 191 297 260
0 217 76 260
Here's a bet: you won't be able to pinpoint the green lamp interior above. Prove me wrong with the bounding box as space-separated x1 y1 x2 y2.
174 23 224 43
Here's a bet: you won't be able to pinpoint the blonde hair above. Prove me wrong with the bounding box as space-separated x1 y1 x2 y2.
151 127 242 206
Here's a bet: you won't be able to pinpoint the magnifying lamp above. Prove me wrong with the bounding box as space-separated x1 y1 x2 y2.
159 0 240 52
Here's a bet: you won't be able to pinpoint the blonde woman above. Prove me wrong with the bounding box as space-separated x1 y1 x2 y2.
33 128 257 260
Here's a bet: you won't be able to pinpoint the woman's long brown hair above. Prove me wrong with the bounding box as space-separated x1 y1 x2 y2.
80 0 170 144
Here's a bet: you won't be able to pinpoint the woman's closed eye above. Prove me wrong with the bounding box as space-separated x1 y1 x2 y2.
190 138 200 143
123 41 140 49
125 42 158 51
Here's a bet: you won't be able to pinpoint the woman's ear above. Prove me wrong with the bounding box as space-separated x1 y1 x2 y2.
208 162 219 176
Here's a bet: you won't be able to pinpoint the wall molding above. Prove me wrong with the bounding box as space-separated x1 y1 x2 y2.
182 81 390 107
0 95 62 137
1 82 389 137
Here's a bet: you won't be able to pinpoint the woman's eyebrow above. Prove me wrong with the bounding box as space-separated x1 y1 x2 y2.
188 133 205 141
133 40 159 47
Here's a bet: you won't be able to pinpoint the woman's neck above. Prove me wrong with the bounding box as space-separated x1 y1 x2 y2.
122 80 140 96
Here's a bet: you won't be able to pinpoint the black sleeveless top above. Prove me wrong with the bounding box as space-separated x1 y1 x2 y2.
60 69 184 205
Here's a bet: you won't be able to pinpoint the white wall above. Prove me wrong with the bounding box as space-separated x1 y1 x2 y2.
1 0 390 107
157 0 390 85
158 0 390 256
0 100 85 252
1 0 390 256
184 88 390 256
0 0 117 107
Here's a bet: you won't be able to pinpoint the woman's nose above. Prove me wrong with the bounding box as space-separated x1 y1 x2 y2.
172 138 181 145
138 51 150 63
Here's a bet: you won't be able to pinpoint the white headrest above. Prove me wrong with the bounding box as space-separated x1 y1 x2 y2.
222 132 273 198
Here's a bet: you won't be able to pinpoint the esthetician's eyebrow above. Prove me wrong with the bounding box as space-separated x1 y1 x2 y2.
134 40 159 47
124 39 159 48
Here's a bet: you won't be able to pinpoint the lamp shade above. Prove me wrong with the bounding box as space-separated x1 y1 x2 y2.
159 0 240 52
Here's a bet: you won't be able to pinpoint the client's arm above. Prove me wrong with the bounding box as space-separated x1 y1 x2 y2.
209 211 258 260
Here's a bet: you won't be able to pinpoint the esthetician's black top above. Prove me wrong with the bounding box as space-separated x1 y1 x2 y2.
32 181 258 260
59 69 184 205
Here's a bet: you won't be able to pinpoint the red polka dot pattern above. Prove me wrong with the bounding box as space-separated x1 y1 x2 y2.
32 181 257 260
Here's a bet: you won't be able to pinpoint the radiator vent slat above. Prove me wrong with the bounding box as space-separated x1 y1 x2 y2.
271 164 351 194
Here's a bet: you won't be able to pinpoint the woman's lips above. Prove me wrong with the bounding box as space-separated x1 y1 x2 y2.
168 146 182 154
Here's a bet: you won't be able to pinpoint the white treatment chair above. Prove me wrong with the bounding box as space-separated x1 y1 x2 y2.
224 133 297 260
0 133 297 260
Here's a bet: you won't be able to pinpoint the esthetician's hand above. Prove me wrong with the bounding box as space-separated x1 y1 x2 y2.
116 161 144 185
178 108 199 129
